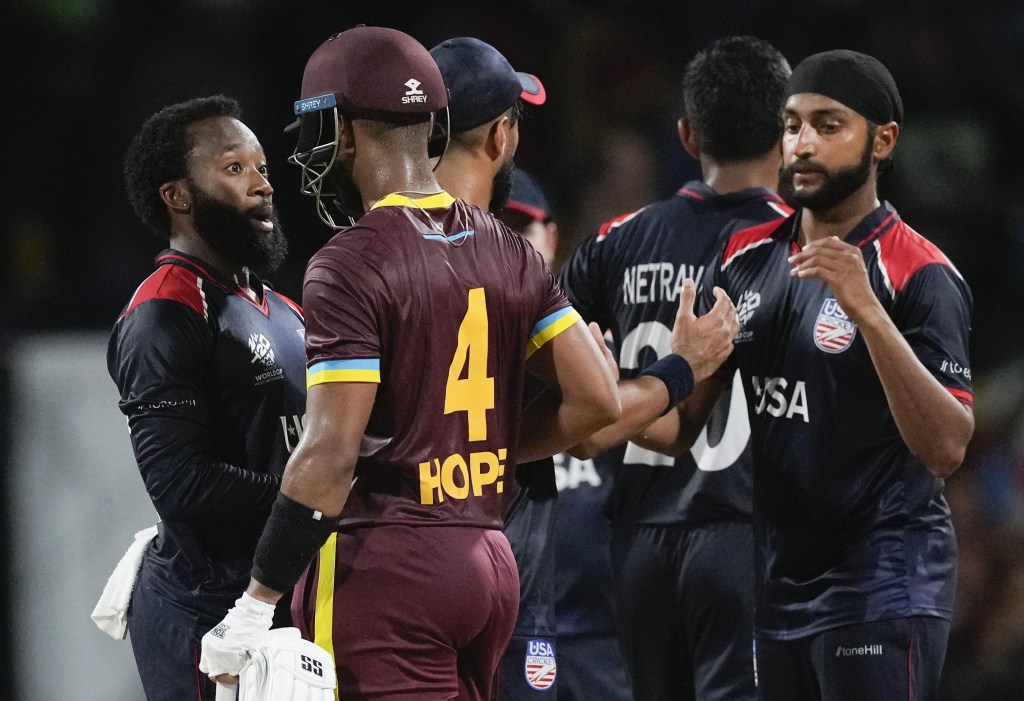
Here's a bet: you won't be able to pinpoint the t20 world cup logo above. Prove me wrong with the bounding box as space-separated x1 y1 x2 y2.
249 332 276 367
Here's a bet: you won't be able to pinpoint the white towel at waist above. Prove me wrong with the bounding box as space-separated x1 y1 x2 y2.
90 525 158 640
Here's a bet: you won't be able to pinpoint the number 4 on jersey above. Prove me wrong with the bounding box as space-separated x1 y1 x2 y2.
445 287 495 441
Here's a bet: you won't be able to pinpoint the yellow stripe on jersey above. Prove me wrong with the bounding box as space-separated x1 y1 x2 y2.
371 191 456 210
526 307 582 358
314 532 339 701
307 359 381 387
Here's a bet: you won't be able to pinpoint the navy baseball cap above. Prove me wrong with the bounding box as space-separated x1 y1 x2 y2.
504 168 550 221
430 37 546 133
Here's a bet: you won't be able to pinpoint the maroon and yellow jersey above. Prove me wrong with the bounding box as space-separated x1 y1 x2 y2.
304 191 579 529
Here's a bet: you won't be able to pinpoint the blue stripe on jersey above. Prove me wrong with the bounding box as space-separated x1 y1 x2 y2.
531 306 577 337
527 306 582 358
422 229 475 243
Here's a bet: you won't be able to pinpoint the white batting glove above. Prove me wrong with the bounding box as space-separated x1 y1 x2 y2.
200 592 277 678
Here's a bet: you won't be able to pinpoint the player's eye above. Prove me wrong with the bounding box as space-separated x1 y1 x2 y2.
258 165 270 176
227 162 242 174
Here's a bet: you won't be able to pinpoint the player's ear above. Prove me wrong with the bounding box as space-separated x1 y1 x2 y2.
488 116 510 162
160 180 192 214
338 115 356 156
873 121 898 163
678 118 700 160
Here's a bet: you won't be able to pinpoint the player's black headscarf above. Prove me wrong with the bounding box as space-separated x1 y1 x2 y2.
786 50 903 126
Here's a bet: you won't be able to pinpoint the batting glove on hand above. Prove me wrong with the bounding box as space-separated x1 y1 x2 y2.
200 592 276 678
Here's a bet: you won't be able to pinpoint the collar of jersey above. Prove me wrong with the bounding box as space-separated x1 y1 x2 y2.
155 248 266 293
789 201 899 248
677 180 783 206
371 191 456 210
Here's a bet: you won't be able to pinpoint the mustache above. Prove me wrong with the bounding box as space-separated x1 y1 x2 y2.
245 200 275 219
785 159 828 176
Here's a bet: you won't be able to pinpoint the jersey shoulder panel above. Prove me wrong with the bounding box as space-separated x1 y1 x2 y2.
596 206 648 241
270 290 303 321
721 217 790 269
875 220 964 295
308 223 380 269
120 262 208 320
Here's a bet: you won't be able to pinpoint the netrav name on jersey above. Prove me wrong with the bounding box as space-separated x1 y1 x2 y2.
751 376 809 423
419 449 508 505
622 263 705 305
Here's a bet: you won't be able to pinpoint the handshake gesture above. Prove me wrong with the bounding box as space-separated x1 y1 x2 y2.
672 278 739 383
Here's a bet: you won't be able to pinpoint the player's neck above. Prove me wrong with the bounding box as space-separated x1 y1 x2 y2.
799 184 881 245
170 229 247 283
701 152 780 195
356 150 441 211
434 150 491 209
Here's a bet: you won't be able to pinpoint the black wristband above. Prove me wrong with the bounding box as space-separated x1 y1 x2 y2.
252 492 339 593
640 354 695 415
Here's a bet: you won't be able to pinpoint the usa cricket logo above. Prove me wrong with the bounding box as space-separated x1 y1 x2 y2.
813 298 857 353
524 639 556 691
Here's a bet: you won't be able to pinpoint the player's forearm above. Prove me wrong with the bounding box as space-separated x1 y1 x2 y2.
246 579 287 605
279 441 356 519
632 405 701 456
133 415 282 520
518 387 620 463
140 454 281 522
859 312 974 477
632 376 727 456
567 376 668 459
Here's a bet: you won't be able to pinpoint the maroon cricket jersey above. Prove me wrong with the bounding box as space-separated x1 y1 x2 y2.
303 191 580 530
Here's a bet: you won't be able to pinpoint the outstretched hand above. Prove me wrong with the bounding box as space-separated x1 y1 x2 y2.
670 278 738 383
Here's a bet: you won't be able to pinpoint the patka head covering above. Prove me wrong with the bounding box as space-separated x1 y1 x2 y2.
785 49 903 126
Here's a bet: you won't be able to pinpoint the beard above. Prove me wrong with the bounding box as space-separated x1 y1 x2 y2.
489 158 515 213
781 135 874 212
327 160 366 223
189 182 287 276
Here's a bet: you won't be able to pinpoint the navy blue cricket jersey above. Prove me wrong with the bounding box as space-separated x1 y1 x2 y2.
559 181 791 525
503 456 558 638
552 450 622 636
704 203 973 640
108 250 307 607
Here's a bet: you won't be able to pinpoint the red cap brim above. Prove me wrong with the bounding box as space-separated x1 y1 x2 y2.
517 72 547 106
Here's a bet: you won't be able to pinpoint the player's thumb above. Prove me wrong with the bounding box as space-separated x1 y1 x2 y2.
678 278 697 320
710 286 734 315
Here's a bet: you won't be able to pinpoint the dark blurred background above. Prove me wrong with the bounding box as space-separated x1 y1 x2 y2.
2 0 1023 698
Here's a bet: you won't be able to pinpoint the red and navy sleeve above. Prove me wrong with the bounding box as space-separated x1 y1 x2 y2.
888 263 974 407
107 299 281 524
558 230 613 330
